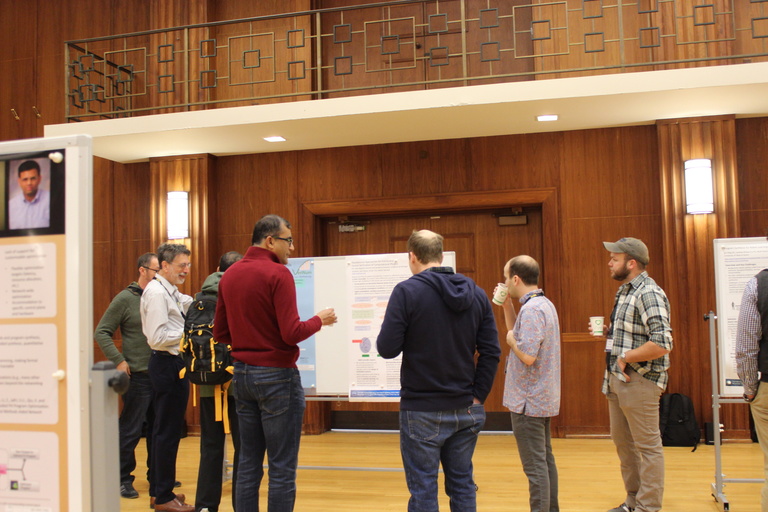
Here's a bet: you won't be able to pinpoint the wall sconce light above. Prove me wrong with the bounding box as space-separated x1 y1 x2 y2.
684 159 714 214
167 191 189 239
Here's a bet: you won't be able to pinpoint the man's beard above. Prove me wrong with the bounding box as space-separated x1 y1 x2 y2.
611 263 630 281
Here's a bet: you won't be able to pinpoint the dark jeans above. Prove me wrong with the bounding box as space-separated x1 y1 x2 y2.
119 371 154 485
195 393 240 512
510 412 559 512
399 404 486 512
148 352 189 505
232 363 305 512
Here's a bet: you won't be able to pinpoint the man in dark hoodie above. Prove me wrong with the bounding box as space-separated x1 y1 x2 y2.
194 251 242 512
94 252 159 500
377 229 500 512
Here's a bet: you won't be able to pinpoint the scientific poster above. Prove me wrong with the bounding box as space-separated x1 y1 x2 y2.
287 258 317 390
346 254 412 401
713 237 768 397
345 252 456 401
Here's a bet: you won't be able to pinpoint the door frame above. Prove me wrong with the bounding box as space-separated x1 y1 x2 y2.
301 187 561 308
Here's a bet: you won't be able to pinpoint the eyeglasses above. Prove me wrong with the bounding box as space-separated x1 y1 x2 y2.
141 266 160 272
272 235 294 245
173 262 192 269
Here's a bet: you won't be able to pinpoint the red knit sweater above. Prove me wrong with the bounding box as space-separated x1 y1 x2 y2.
214 246 322 368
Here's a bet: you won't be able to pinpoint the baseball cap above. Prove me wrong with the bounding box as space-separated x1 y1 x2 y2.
603 237 649 265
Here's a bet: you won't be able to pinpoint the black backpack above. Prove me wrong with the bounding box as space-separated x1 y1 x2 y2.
179 293 233 385
659 392 700 451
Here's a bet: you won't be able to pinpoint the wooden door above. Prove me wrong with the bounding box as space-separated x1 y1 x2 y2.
322 207 542 430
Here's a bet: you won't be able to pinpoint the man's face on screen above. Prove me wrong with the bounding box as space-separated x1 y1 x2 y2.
18 169 41 199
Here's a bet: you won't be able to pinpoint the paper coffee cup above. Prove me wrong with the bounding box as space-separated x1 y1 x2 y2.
492 283 508 306
590 316 605 336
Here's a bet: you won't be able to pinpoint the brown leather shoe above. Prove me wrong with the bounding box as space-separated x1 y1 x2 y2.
153 497 194 512
150 494 185 509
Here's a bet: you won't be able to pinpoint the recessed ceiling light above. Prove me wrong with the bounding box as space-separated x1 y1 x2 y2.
537 115 558 122
264 136 286 142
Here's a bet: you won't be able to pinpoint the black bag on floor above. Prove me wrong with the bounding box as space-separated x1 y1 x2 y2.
659 392 700 452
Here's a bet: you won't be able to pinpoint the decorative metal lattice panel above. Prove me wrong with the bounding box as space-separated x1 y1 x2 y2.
65 0 768 121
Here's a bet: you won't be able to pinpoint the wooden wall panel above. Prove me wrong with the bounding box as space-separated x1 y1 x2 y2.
558 126 663 332
657 115 749 437
467 132 561 191
560 217 665 334
92 159 152 368
560 127 661 220
736 118 768 237
380 139 472 196
298 145 384 202
212 152 303 256
149 154 216 296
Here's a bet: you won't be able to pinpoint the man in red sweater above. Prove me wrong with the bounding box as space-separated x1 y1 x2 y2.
214 214 337 512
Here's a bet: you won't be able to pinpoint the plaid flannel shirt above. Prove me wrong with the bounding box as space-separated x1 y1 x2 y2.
602 271 673 395
735 275 762 396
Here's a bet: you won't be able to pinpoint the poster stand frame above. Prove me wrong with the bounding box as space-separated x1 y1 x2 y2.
706 311 763 512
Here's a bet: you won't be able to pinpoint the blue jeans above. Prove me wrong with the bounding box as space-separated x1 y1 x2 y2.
399 404 486 512
510 412 559 512
119 371 154 485
232 363 305 512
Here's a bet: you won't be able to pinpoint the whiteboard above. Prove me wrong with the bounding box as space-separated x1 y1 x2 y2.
290 251 456 396
713 237 768 397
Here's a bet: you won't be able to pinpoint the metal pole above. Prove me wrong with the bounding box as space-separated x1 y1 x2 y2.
706 311 729 511
90 361 128 512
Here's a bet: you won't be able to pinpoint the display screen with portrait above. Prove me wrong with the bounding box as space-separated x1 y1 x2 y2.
0 150 65 237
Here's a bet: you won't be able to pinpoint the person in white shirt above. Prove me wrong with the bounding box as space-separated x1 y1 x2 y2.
140 243 194 512
8 160 49 229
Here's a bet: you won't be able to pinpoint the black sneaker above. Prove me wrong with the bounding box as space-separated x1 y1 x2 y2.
607 504 634 512
120 482 139 499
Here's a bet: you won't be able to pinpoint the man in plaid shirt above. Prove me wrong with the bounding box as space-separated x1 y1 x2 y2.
592 237 673 512
735 237 768 512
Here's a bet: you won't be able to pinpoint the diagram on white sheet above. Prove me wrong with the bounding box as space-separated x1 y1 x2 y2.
0 431 58 512
0 448 41 493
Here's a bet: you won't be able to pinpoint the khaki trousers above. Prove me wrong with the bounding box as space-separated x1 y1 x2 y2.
606 367 664 512
750 381 768 512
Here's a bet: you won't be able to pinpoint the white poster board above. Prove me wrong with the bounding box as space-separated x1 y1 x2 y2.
290 251 456 398
713 237 768 397
0 135 93 512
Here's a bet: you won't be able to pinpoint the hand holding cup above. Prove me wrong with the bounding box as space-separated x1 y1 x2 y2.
589 316 605 336
492 283 509 306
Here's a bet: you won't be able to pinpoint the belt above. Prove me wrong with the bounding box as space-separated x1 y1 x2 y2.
151 350 177 357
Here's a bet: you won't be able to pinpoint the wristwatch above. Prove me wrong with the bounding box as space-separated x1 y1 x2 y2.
619 351 628 363
744 393 755 403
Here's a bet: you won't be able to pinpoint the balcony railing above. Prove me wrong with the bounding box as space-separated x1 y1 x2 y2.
65 0 768 122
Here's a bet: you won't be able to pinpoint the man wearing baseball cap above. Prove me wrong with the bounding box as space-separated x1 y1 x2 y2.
592 237 673 512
